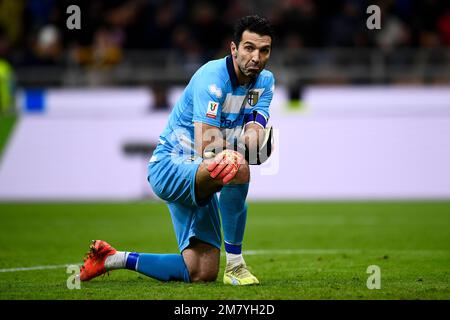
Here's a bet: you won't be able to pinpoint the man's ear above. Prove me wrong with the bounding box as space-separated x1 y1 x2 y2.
231 42 238 58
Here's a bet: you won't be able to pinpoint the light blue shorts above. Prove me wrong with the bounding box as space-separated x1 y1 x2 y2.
148 153 221 252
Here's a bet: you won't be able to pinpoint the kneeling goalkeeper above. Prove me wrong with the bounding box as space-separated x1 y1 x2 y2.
79 15 275 285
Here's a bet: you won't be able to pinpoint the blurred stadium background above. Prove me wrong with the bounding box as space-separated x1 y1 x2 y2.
0 0 449 299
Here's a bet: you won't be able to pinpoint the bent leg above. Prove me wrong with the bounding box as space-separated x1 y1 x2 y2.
105 195 221 283
137 155 222 283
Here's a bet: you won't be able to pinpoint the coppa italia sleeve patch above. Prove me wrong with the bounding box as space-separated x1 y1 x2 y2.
206 101 219 119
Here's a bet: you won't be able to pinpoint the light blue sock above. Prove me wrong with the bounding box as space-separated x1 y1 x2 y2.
125 252 190 282
219 183 249 251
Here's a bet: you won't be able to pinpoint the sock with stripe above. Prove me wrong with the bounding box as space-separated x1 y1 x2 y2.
219 183 249 268
224 242 245 269
105 251 190 282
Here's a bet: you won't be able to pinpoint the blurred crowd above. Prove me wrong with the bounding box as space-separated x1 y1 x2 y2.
0 0 449 69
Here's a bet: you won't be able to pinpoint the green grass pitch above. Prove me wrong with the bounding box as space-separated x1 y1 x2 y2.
0 201 449 299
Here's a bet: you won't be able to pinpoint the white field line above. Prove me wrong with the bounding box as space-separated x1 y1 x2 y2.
244 249 363 255
0 248 448 273
0 263 80 273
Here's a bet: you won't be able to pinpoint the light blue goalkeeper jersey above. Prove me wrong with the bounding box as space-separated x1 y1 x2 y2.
150 55 275 162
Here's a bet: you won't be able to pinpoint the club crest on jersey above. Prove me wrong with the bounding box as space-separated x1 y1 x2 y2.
206 101 219 119
247 90 259 106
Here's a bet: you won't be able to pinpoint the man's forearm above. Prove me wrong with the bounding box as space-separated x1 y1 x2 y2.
195 121 267 163
194 122 229 157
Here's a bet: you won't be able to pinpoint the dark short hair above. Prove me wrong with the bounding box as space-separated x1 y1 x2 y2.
233 15 274 46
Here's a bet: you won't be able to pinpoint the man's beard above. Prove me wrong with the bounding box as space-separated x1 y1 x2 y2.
239 64 258 80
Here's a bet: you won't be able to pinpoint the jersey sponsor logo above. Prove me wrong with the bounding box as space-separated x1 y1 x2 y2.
247 90 259 106
206 101 219 119
220 114 244 128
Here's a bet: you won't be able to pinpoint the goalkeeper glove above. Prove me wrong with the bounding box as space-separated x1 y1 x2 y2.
207 150 244 184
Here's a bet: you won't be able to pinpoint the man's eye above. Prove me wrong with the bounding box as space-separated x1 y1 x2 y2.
245 46 253 51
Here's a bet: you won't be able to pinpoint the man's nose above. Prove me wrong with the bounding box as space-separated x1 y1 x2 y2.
251 51 260 64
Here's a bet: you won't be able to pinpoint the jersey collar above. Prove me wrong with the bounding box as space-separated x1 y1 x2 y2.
226 55 257 89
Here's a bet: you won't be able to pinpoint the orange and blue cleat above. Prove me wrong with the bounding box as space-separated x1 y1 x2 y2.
80 240 117 281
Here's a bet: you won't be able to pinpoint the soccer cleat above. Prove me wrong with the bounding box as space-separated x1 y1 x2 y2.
79 240 117 281
223 263 260 286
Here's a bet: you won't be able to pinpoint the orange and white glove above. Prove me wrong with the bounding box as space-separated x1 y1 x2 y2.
207 150 244 184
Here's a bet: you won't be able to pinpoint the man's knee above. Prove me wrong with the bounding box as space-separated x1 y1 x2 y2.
231 162 250 184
